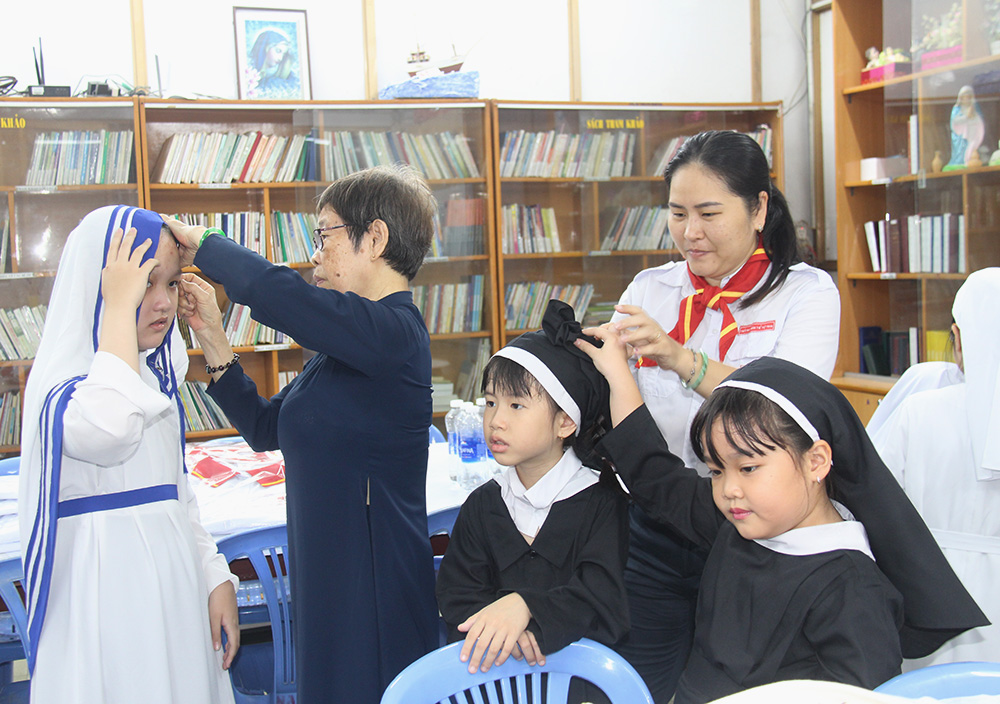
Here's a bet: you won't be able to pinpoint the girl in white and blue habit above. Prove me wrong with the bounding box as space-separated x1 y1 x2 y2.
575 330 987 704
19 205 239 703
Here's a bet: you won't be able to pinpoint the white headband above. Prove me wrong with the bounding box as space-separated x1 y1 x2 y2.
492 346 582 429
716 379 820 442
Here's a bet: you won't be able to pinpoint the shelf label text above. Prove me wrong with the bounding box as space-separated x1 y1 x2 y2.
585 118 644 130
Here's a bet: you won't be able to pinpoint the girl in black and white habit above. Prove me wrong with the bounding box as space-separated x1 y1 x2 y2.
575 327 987 704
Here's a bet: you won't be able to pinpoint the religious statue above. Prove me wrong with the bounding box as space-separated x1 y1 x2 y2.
946 85 985 170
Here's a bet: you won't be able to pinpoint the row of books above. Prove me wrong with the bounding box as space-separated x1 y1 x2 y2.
277 370 299 389
455 339 491 403
0 392 19 447
498 130 637 179
222 303 293 347
152 128 480 185
271 211 318 264
646 124 774 177
171 212 267 256
25 130 134 186
153 130 317 185
599 206 672 251
500 204 561 254
411 276 485 335
429 197 487 257
858 325 952 377
863 213 966 274
180 381 232 432
338 130 480 180
504 282 594 331
0 305 47 361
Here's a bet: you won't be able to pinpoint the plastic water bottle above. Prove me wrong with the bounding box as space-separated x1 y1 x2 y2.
444 398 463 481
458 401 488 490
474 397 491 461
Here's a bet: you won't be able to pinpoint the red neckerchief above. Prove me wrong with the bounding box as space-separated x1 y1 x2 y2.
636 245 770 368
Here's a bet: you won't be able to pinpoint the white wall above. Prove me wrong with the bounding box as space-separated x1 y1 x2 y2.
0 0 812 224
579 0 753 103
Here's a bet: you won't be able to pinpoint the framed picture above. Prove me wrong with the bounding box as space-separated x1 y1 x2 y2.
234 7 312 100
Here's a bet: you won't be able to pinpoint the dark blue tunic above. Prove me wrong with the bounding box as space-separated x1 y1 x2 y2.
197 235 438 703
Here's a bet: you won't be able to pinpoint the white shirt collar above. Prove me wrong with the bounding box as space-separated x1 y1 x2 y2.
754 501 875 561
497 448 599 539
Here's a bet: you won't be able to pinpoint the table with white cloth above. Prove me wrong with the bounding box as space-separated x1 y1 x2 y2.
0 439 471 636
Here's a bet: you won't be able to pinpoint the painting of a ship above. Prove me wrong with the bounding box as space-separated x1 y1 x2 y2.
407 43 466 77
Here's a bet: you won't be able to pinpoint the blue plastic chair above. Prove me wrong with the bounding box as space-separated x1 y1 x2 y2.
0 557 29 704
429 425 446 444
875 661 1000 697
380 637 654 704
216 525 295 704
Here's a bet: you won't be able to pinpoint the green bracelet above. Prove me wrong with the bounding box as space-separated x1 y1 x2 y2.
682 350 709 391
200 227 225 247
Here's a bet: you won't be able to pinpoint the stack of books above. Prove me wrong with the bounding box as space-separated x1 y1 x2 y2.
500 204 560 254
863 213 966 274
25 130 134 186
504 283 594 330
599 206 671 251
270 211 317 263
411 275 485 334
170 212 267 257
498 130 636 179
431 376 459 413
0 392 20 446
0 304 47 360
179 380 232 432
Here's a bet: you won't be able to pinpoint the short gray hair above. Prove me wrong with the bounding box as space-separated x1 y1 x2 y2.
316 164 437 280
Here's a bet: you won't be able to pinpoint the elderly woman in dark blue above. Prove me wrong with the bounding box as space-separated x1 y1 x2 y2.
166 164 440 703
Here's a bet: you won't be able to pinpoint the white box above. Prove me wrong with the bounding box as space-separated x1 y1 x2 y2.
860 156 908 182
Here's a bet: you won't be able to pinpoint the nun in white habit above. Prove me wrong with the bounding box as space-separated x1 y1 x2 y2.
871 267 1000 666
18 205 238 703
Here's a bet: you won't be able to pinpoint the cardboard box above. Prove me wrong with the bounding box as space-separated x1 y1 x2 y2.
860 156 908 182
920 45 963 71
861 62 912 84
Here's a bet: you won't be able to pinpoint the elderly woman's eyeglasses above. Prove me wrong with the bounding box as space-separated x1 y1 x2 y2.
311 223 349 252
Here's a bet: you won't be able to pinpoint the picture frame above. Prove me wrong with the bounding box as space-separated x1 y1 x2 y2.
233 7 312 100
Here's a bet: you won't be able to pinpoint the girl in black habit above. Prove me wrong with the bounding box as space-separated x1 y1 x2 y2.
575 327 987 704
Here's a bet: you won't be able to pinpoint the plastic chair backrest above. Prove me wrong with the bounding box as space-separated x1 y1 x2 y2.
0 557 28 663
216 525 294 704
429 425 446 444
874 661 1000 697
0 458 19 476
380 637 654 704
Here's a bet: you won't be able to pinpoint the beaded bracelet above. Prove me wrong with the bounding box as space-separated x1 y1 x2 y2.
206 352 239 375
199 227 225 248
681 350 709 390
681 348 698 385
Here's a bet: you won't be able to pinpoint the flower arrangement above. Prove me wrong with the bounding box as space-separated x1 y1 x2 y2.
864 47 911 70
911 3 963 54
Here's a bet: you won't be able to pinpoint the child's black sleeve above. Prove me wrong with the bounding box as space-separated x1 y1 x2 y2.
435 490 500 641
598 403 724 548
517 487 630 654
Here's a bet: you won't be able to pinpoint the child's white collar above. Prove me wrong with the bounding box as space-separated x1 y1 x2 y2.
497 448 599 539
753 500 875 561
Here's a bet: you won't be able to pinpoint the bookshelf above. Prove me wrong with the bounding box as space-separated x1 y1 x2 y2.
139 99 498 436
0 97 143 454
491 101 783 342
832 0 1000 413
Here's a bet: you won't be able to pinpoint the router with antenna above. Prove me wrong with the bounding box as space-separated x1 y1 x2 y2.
28 38 70 97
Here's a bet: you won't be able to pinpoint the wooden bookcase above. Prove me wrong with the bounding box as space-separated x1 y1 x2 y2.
0 96 788 451
139 99 499 438
491 101 783 343
832 0 1000 416
0 97 144 453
